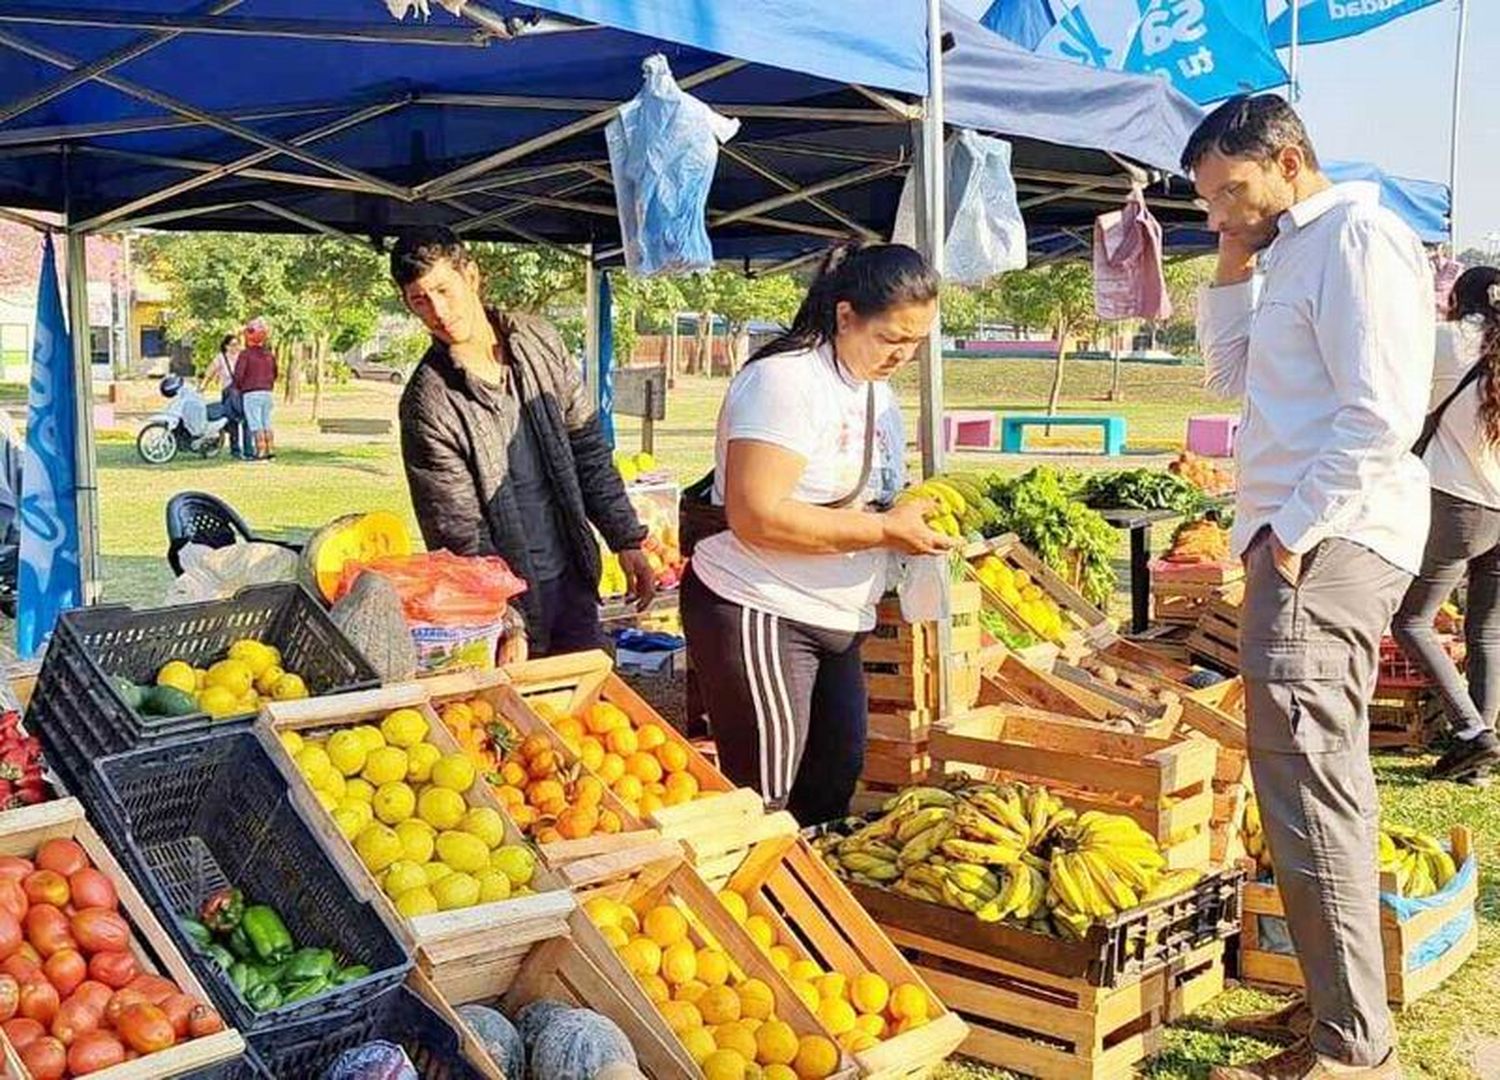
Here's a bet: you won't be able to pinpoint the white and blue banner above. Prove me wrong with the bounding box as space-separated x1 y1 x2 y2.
16 234 82 659
1268 0 1446 48
981 0 1288 103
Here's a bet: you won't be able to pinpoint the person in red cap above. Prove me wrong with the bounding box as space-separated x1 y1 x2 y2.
234 317 278 461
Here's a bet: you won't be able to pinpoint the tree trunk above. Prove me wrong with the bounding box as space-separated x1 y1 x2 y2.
667 318 679 388
311 337 327 423
1108 327 1123 402
1045 327 1068 418
281 345 302 405
730 323 750 375
693 310 712 376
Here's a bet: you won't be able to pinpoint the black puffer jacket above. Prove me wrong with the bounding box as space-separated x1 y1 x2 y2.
398 310 645 651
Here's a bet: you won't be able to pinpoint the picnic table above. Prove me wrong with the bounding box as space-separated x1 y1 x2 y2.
1095 507 1180 634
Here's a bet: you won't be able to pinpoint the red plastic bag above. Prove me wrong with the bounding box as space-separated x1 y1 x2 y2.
334 551 528 626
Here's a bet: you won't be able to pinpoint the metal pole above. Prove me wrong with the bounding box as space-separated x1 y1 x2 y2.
915 0 945 479
583 249 601 412
63 228 100 605
1449 0 1469 245
1288 0 1301 101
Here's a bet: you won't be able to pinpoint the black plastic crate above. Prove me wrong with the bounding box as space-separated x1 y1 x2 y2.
247 987 489 1080
90 728 412 1036
27 583 379 793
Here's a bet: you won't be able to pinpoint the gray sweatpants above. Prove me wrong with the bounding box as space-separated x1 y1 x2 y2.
1391 487 1500 739
1241 531 1410 1066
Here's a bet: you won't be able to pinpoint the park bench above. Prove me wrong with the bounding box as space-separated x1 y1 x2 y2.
1000 413 1126 456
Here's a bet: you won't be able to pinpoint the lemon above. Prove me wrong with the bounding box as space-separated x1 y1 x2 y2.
272 672 309 701
423 862 454 886
696 948 730 987
331 806 366 840
206 658 254 697
345 778 375 803
383 860 429 898
430 753 476 793
381 708 429 749
318 770 347 800
156 660 197 693
435 831 489 874
295 745 334 790
327 730 369 777
718 890 750 925
197 685 240 719
714 1023 758 1063
491 845 536 886
745 915 775 951
585 896 626 928
354 822 402 873
315 789 338 811
701 1048 747 1080
787 959 822 985
793 1035 838 1080
460 807 507 849
279 730 304 756
764 1067 798 1080
336 797 374 828
644 905 689 948
738 978 775 1022
395 887 439 918
849 973 889 1016
373 782 416 825
228 639 277 677
815 996 856 1037
406 743 442 783
682 1027 717 1065
395 819 435 863
417 787 466 831
354 725 386 753
476 868 513 903
661 940 697 985
756 1020 798 1067
362 746 409 786
816 973 847 1002
256 666 286 695
431 871 480 911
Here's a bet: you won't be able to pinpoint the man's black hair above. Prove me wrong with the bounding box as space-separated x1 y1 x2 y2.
1180 94 1320 175
390 225 472 287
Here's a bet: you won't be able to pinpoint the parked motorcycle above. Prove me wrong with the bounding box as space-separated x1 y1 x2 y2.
136 376 228 465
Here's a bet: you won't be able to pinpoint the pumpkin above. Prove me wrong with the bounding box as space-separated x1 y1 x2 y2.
301 511 412 603
458 1004 525 1080
515 999 571 1053
329 571 418 682
527 1008 636 1080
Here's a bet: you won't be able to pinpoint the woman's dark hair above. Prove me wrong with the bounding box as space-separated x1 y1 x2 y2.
218 334 237 353
751 243 940 362
1450 266 1500 447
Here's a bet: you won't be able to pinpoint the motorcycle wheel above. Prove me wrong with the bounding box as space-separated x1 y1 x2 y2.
136 422 178 465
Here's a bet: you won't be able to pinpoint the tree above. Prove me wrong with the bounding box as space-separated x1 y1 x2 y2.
468 242 585 315
608 273 684 375
940 283 981 338
713 273 802 373
997 262 1097 416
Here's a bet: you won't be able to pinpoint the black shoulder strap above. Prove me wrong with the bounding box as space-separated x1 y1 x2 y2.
1415 359 1487 457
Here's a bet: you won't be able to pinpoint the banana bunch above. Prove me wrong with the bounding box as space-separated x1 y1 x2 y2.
894 479 968 538
1044 811 1196 937
1242 796 1274 877
1380 824 1457 899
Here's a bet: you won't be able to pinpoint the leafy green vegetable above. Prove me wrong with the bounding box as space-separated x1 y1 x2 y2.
978 467 1118 607
1078 469 1206 515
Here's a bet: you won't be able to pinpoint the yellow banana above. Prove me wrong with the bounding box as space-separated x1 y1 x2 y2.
1048 853 1088 914
941 837 1025 865
954 803 1027 847
967 790 1033 840
898 822 954 868
1081 851 1138 911
896 806 955 844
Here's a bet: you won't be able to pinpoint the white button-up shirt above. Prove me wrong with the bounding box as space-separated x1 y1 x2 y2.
1197 181 1435 576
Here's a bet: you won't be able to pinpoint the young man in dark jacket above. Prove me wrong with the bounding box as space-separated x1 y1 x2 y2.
391 227 653 656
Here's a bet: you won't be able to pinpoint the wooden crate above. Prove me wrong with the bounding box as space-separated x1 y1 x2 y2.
1151 561 1243 628
261 685 576 998
421 668 664 867
1185 581 1243 674
903 935 1226 1080
560 841 859 1080
963 535 1114 655
1369 687 1441 752
1124 624 1193 666
0 800 246 1080
1240 827 1478 1008
406 969 508 1080
867 583 984 713
929 706 1217 870
723 834 968 1079
978 655 1174 738
1179 678 1247 750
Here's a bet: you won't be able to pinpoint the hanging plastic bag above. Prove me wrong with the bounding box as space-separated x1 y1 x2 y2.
897 554 951 623
893 130 1028 283
606 54 739 277
1093 188 1172 321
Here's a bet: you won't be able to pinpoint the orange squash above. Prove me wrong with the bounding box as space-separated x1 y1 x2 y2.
300 511 412 602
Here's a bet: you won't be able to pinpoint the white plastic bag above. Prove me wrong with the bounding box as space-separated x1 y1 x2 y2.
897 554 951 623
606 55 739 278
894 130 1027 284
164 541 299 606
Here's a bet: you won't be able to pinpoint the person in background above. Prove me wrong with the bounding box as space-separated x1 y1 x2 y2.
680 243 954 827
1393 266 1500 783
1190 95 1432 1080
233 318 277 462
391 226 652 656
201 333 243 459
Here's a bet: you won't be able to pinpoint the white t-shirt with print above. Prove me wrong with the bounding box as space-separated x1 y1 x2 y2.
690 344 905 633
1425 317 1500 509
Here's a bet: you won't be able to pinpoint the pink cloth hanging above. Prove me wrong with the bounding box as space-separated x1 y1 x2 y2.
1093 188 1172 321
1431 250 1462 317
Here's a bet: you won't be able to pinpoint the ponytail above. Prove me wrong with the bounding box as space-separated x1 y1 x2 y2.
750 242 940 362
1450 267 1500 448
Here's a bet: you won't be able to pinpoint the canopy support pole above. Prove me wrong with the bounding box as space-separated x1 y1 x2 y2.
583 252 602 413
63 227 100 605
1449 0 1469 244
719 145 879 239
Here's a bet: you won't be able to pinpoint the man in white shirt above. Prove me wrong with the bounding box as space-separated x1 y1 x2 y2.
1191 96 1432 1080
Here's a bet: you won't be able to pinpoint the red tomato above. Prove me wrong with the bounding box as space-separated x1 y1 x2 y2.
87 951 137 991
0 857 35 884
124 974 176 1005
13 943 39 966
66 871 117 913
18 977 59 1024
0 973 17 1021
67 1029 126 1075
69 982 112 1017
21 872 68 910
103 988 148 1027
49 996 99 1046
70 910 130 955
3 1015 44 1048
1 954 39 982
187 1004 225 1038
33 841 88 879
158 993 198 1039
0 907 22 958
18 1034 66 1080
41 949 85 997
116 1002 175 1054
24 906 73 958
0 879 29 923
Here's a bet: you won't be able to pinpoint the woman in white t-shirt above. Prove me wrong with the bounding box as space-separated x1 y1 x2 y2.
1394 266 1500 782
681 244 954 825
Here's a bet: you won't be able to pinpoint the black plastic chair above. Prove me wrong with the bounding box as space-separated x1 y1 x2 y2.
165 492 301 575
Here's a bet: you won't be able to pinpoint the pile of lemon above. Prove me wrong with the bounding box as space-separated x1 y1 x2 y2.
156 639 309 719
586 895 843 1080
281 706 537 918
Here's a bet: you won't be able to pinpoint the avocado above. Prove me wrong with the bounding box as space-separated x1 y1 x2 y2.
111 677 146 711
142 685 197 717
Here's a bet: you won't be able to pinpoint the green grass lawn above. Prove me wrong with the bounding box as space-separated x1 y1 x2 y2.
77 361 1498 1077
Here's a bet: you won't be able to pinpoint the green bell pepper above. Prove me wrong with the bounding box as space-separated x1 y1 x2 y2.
179 918 212 950
206 944 236 970
228 961 262 995
331 964 370 986
246 981 283 1012
282 947 335 984
241 905 293 962
227 924 254 959
256 958 289 987
281 976 330 1004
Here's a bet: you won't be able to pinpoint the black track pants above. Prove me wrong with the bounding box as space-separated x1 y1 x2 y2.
680 568 867 826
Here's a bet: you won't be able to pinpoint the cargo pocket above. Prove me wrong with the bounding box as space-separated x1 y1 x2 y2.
1242 641 1354 754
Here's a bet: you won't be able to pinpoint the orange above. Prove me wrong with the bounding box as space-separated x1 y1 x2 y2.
793 1034 839 1080
640 792 665 817
556 806 599 840
499 761 528 788
661 940 698 985
527 779 566 807
664 772 699 805
574 775 605 808
606 726 639 756
527 750 559 780
637 723 668 751
614 774 644 803
495 784 525 808
519 734 553 760
698 985 742 1025
468 697 495 724
597 808 623 834
578 737 606 772
657 741 690 774
644 904 690 947
508 804 538 829
598 753 626 785
626 752 664 784
552 715 585 746
888 984 928 1023
535 826 563 845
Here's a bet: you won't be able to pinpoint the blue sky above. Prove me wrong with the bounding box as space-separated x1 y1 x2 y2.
951 1 1495 250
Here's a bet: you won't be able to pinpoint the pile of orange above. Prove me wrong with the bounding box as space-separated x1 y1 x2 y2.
539 700 701 821
436 695 502 776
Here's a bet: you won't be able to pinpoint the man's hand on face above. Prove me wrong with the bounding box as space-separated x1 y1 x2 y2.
1214 230 1261 286
617 547 657 612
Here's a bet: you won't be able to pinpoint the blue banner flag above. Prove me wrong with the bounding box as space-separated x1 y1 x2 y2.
979 0 1288 104
1269 0 1445 48
16 234 83 659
